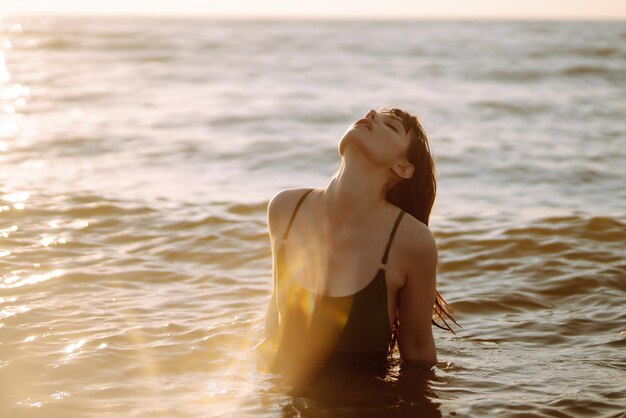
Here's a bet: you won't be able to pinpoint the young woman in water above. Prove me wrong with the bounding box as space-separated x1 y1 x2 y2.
257 106 459 379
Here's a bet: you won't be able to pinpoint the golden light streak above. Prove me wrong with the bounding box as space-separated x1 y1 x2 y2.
253 217 360 386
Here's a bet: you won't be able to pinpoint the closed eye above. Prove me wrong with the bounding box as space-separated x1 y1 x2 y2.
385 123 398 132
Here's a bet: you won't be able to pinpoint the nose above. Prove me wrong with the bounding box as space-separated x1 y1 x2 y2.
362 109 376 130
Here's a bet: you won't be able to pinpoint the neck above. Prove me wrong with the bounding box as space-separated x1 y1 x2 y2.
321 154 391 226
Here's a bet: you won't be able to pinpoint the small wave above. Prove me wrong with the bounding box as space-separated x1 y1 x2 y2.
583 216 626 240
0 200 155 219
453 292 554 314
488 66 622 81
606 338 626 349
134 55 175 63
561 65 614 77
101 42 172 51
66 202 155 218
26 36 77 50
489 69 544 81
439 214 624 319
201 41 224 50
503 215 626 243
544 397 625 417
473 100 548 115
529 46 622 58
572 47 621 58
532 273 623 299
159 214 238 231
93 31 145 39
227 201 267 216
561 316 624 337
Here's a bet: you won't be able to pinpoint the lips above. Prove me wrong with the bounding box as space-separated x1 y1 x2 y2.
355 118 372 130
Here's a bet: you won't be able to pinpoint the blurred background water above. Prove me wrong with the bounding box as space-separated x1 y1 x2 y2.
0 15 625 417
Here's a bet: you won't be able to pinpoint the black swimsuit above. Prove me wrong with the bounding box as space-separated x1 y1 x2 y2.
271 188 405 367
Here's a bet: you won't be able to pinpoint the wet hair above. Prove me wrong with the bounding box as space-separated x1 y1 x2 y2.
378 106 461 357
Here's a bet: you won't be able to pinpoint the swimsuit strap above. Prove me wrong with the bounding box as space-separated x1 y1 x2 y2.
381 209 405 266
282 188 315 241
281 188 404 266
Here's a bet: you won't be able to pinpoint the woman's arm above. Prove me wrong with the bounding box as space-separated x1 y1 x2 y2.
397 224 438 364
264 255 279 339
264 294 278 339
262 189 297 339
263 193 282 339
262 188 316 339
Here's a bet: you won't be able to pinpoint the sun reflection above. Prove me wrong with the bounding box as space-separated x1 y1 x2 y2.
1 192 29 210
0 269 64 289
0 225 17 237
0 304 30 319
40 235 67 246
50 391 71 400
16 400 42 408
7 24 23 34
1 191 29 202
207 381 227 397
0 51 10 83
1 119 20 137
1 85 30 101
64 339 86 354
48 219 89 229
0 84 30 143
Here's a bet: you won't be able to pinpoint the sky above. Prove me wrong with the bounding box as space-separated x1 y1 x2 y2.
1 0 625 19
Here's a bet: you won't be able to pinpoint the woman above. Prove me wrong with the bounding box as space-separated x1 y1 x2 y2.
256 106 459 382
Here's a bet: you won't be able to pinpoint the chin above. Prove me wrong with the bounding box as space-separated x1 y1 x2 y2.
338 130 367 157
337 130 359 157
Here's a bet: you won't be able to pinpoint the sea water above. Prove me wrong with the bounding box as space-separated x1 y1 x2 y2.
0 16 624 417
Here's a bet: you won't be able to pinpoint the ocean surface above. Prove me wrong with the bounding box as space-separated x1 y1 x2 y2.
0 15 625 417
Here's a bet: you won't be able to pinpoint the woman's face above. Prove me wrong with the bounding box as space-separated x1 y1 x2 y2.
338 109 411 167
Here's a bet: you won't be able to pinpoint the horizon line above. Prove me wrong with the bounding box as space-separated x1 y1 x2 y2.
2 12 626 21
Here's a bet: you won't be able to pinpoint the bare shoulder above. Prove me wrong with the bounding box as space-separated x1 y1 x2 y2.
397 212 438 267
392 211 438 290
267 187 316 242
